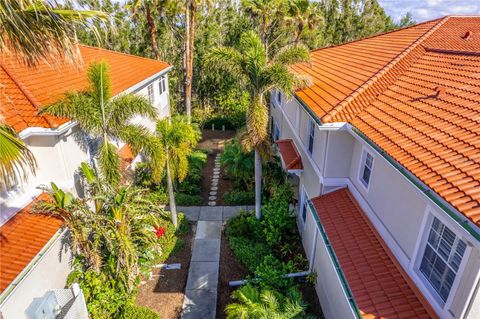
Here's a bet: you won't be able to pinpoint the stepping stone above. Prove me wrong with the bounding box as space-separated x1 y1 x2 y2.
213 168 220 172
211 178 219 183
212 174 220 178
208 201 216 206
209 191 217 196
208 196 217 201
199 207 223 221
182 289 217 319
196 221 222 239
191 239 220 262
211 186 218 191
211 183 218 188
186 261 219 290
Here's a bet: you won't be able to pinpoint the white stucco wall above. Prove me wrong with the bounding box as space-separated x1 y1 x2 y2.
0 231 72 319
271 95 480 319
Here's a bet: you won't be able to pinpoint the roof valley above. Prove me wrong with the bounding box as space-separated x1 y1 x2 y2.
321 16 450 123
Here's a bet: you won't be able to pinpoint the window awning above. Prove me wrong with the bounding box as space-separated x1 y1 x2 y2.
275 139 303 171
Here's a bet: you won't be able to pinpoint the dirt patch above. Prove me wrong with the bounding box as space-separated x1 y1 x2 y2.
198 129 236 205
135 222 196 319
216 233 249 319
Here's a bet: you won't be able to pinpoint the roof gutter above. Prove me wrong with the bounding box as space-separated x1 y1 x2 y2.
349 125 480 243
18 66 173 139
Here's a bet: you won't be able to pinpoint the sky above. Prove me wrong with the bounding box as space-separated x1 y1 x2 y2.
377 0 480 22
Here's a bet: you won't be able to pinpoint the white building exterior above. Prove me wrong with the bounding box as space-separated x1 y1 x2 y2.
271 16 480 319
0 47 171 319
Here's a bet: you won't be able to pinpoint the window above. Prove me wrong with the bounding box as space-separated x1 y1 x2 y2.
307 120 315 155
159 76 166 95
300 189 308 225
419 217 466 303
273 123 280 141
277 91 282 106
147 84 155 104
360 151 373 188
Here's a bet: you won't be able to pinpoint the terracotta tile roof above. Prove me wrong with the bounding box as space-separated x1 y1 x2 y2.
119 144 135 165
0 45 170 132
275 139 303 170
311 188 438 319
0 193 63 294
294 16 480 228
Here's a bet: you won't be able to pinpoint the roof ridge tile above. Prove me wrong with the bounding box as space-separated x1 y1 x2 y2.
321 16 450 123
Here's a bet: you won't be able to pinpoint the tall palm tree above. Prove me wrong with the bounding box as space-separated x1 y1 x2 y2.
226 285 314 319
0 0 106 66
151 116 200 227
206 31 309 219
286 0 323 44
0 124 37 189
129 0 161 60
40 61 158 186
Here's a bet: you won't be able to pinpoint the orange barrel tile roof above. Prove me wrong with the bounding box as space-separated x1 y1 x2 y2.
311 188 438 319
0 193 63 294
0 45 170 132
293 16 480 228
275 139 303 170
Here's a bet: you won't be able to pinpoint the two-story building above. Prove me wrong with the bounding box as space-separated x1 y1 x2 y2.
271 16 480 319
0 45 171 319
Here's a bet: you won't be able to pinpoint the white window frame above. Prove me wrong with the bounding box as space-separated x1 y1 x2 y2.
306 119 315 155
159 76 166 95
147 83 155 104
411 207 473 316
358 148 374 191
299 186 309 231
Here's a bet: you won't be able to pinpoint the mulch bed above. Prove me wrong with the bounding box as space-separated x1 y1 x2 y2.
198 129 236 205
216 233 249 319
135 222 196 319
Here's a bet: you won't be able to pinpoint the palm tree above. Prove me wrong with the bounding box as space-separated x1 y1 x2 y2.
151 116 200 228
130 0 161 60
0 124 37 189
0 0 106 66
220 140 254 190
286 0 323 44
40 61 158 186
206 31 309 219
226 285 314 319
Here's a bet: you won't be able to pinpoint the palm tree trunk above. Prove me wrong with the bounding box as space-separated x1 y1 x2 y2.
184 0 195 123
254 149 262 219
145 5 160 60
166 153 178 228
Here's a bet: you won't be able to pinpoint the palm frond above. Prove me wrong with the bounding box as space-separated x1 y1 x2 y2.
0 0 107 66
273 43 310 66
205 46 244 82
98 140 121 186
87 60 112 104
0 124 37 188
108 93 158 125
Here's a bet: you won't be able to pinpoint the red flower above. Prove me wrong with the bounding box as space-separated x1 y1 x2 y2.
154 226 165 238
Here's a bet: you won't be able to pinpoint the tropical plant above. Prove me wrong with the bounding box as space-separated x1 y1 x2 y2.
220 140 254 190
206 30 309 218
150 116 200 227
286 0 323 44
226 285 314 319
0 124 37 189
40 61 158 186
0 0 106 66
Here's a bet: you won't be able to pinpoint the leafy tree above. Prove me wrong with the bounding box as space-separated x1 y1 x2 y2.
40 61 158 186
0 124 36 189
0 0 106 66
151 116 200 227
206 31 309 218
286 0 323 44
226 285 314 319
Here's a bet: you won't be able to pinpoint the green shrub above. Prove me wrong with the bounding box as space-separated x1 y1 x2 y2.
225 210 262 239
204 117 236 130
253 255 297 292
223 190 255 205
177 180 201 195
156 213 188 263
260 183 297 250
175 193 203 206
228 236 271 273
221 140 254 189
143 187 169 205
121 305 159 319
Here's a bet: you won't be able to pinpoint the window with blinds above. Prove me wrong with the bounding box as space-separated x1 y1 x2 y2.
419 217 467 303
147 84 154 104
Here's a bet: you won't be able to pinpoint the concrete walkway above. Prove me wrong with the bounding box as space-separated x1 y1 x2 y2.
180 206 251 319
